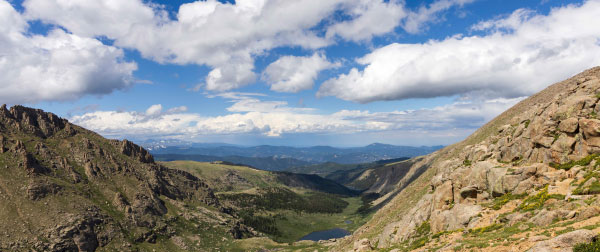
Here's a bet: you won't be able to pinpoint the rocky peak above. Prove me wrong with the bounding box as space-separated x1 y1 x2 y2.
0 104 71 138
0 104 156 164
112 139 155 164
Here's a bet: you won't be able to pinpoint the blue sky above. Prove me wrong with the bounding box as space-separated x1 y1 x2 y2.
2 0 599 146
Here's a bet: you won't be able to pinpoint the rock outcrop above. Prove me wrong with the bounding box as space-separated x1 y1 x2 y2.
0 105 248 251
528 229 597 252
335 67 600 251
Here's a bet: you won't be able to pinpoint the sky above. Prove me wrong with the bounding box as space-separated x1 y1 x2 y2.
1 0 600 147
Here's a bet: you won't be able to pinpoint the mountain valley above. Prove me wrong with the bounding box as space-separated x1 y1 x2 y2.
4 68 600 251
4 0 600 251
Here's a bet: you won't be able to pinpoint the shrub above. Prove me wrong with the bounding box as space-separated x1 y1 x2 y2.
463 159 472 166
467 223 503 234
415 221 430 236
408 236 429 250
489 193 527 210
549 154 598 171
574 181 600 195
518 186 550 211
574 239 600 252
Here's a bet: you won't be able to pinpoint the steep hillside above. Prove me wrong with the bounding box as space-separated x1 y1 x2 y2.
338 157 429 195
0 105 253 251
335 67 600 251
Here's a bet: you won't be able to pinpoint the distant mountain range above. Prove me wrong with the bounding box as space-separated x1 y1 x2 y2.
145 141 443 170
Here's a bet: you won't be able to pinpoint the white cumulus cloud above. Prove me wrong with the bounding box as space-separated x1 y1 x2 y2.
318 0 600 103
326 0 471 42
145 104 163 116
0 0 136 104
21 0 474 93
23 0 339 92
262 53 339 93
325 0 407 42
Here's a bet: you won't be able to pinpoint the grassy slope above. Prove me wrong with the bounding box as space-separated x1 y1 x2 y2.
160 160 278 191
162 161 370 246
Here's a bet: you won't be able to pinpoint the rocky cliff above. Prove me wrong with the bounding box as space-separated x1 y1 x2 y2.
336 67 600 251
0 105 249 251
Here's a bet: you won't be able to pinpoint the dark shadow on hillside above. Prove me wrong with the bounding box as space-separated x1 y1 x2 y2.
363 159 433 214
274 172 359 196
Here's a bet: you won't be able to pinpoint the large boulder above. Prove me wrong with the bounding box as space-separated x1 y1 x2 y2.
432 181 454 210
528 229 597 252
502 175 523 193
551 135 576 153
513 177 536 195
353 238 373 252
463 161 493 192
534 136 555 148
578 206 600 220
580 119 600 138
429 204 482 233
558 118 579 133
529 210 559 226
487 167 508 196
516 165 538 179
459 185 478 199
502 212 533 226
468 144 490 162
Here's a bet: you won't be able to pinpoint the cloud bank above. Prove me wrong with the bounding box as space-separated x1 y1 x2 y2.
262 53 339 93
70 96 522 140
319 1 600 103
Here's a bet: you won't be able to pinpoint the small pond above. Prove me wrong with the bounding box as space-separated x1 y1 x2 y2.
298 228 350 241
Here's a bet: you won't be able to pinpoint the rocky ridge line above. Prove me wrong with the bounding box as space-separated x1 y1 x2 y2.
343 67 600 252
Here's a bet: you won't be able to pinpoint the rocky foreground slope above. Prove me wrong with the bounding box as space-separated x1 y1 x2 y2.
0 105 253 251
333 67 600 251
